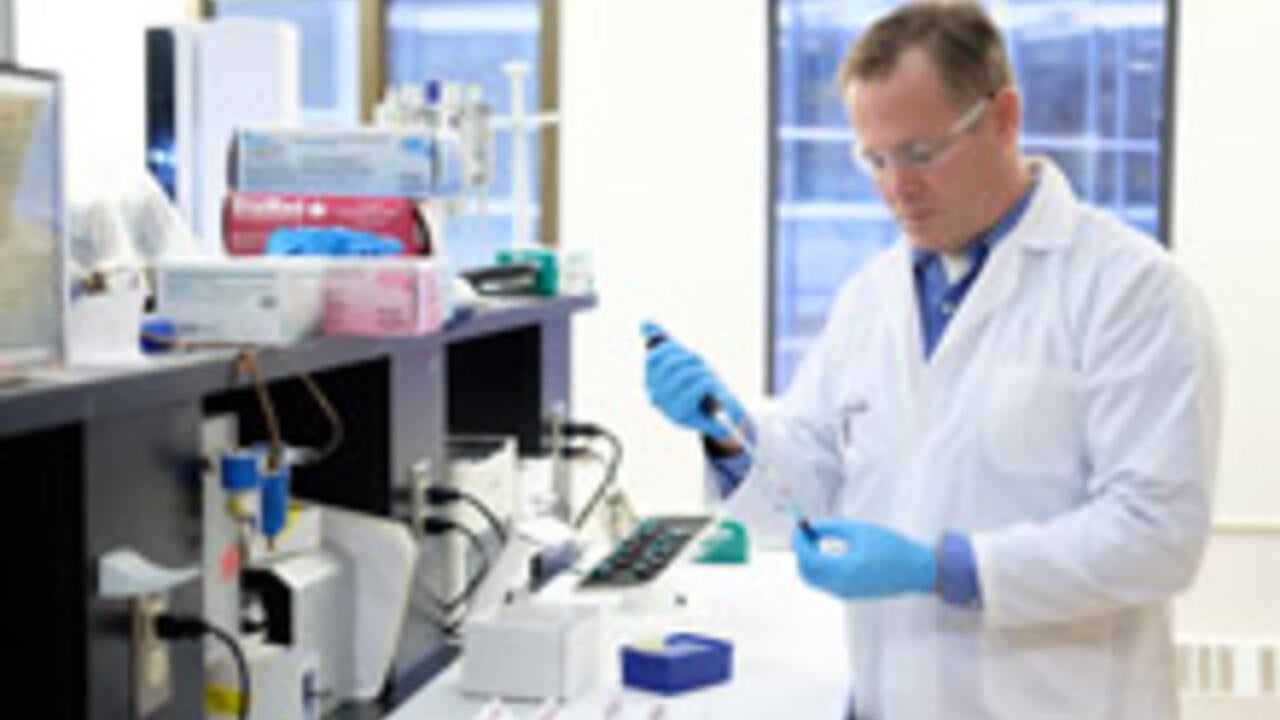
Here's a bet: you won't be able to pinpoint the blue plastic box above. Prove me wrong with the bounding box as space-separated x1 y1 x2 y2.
621 633 733 695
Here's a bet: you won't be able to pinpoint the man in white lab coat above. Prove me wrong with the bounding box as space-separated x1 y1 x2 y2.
643 1 1222 718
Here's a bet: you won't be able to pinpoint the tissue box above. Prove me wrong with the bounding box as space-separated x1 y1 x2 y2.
621 633 733 695
155 257 326 345
461 604 601 700
322 259 451 337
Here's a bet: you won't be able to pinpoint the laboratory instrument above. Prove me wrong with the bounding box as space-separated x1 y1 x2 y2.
642 329 817 539
146 19 299 253
578 515 711 589
502 62 532 247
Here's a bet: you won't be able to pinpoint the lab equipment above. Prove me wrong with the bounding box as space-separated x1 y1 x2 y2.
65 266 147 367
502 62 532 247
578 515 711 589
259 463 290 546
700 393 817 540
322 257 452 337
694 519 749 564
242 548 354 714
640 322 745 441
154 256 326 345
0 65 65 378
460 603 602 701
558 248 595 296
421 437 518 605
462 83 494 216
642 324 814 534
146 20 299 253
459 262 542 297
497 246 558 295
223 192 431 256
621 633 733 695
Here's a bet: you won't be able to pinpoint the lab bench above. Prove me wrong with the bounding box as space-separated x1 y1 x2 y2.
0 294 594 720
385 549 851 720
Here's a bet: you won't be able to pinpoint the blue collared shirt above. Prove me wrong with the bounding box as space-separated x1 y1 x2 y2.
912 181 1037 360
710 181 1039 607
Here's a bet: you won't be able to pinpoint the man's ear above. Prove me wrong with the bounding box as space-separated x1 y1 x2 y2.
991 87 1022 145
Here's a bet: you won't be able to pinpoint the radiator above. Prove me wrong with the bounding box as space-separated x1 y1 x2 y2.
1177 637 1280 698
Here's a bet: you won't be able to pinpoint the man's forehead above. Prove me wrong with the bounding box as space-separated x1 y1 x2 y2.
846 47 959 139
848 46 950 110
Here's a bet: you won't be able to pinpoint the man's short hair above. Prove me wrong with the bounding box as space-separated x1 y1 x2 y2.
837 1 1014 106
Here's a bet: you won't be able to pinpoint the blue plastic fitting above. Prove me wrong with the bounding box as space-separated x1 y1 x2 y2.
220 451 261 492
260 464 291 542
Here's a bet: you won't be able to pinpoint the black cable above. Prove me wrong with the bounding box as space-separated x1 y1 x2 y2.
570 427 624 530
421 517 493 613
423 486 508 544
155 615 250 720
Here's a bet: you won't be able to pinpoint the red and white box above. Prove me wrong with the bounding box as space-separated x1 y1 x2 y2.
323 259 452 337
222 191 432 256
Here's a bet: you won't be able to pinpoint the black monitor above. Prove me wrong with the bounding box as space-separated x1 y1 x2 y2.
0 64 63 380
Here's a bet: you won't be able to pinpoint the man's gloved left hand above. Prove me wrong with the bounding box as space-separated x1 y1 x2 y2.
792 519 937 600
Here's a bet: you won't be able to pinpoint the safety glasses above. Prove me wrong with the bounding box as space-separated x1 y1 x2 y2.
851 97 989 178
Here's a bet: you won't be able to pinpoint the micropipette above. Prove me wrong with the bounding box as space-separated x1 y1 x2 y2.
645 330 818 541
698 395 819 542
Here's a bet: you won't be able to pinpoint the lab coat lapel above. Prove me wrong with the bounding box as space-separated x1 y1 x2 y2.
925 159 1076 370
926 239 1023 369
884 243 926 386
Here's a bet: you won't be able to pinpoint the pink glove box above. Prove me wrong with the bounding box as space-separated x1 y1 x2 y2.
323 259 451 337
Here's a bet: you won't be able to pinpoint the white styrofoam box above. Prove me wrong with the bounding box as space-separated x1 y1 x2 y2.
156 256 326 345
460 603 601 701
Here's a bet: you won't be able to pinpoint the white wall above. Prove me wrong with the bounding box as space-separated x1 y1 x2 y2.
14 0 188 202
1173 0 1280 519
1170 0 1280 646
560 0 768 514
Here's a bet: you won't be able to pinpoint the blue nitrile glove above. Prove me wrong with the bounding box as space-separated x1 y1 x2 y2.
265 227 403 257
641 322 746 442
792 519 937 600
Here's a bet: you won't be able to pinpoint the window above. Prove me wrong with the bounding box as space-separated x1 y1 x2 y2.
770 0 1175 390
386 0 543 268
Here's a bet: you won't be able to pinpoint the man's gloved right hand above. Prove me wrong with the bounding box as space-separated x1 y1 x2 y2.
641 322 745 442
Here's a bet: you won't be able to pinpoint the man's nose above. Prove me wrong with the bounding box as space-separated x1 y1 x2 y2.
879 161 922 200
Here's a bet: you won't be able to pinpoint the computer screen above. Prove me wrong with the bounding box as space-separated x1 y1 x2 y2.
0 65 63 377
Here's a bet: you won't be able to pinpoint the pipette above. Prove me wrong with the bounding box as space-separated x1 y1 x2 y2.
643 330 818 541
698 395 819 542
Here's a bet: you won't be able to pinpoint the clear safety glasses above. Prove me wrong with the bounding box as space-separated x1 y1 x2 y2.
851 97 990 178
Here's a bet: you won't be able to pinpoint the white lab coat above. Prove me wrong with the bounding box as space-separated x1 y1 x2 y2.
721 159 1223 719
